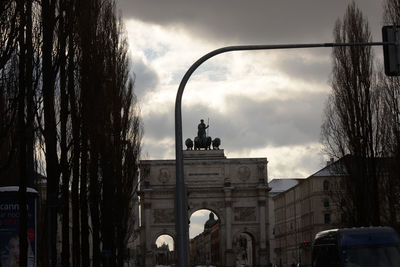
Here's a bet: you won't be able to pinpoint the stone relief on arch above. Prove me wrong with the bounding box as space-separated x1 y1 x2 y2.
234 207 256 222
158 168 170 184
237 166 251 181
257 164 266 181
153 208 175 224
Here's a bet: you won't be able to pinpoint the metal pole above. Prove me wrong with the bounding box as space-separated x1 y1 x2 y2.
174 41 392 267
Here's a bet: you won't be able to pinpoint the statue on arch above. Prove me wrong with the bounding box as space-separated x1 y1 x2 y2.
185 119 221 150
197 119 209 139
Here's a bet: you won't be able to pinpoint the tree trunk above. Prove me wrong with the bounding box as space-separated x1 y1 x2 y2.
59 0 70 265
42 0 59 265
80 136 90 267
89 148 101 266
17 0 28 266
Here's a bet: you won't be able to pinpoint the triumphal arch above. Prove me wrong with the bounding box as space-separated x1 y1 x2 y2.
138 124 271 266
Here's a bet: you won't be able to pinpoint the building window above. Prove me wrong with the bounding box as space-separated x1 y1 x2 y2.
323 180 330 191
324 213 331 224
323 199 330 208
340 179 345 189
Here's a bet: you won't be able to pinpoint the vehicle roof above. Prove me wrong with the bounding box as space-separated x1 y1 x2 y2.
314 227 400 247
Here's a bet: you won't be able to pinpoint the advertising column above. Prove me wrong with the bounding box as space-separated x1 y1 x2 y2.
0 187 38 267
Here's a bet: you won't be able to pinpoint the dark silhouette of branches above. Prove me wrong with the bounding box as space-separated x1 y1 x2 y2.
373 0 400 231
1 0 141 266
321 2 380 227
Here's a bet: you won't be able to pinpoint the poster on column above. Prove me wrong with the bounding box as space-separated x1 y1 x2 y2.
0 187 37 267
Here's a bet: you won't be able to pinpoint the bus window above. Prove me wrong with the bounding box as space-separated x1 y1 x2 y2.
312 245 339 267
342 245 400 267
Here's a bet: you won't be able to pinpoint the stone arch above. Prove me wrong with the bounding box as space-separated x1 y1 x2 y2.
153 231 176 249
232 231 255 267
154 233 175 266
188 207 224 226
189 208 222 266
232 230 257 246
232 228 257 244
188 199 226 224
139 150 270 267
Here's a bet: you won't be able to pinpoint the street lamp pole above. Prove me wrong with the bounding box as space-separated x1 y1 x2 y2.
174 41 391 267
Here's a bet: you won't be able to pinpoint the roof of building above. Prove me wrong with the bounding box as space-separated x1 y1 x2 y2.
268 179 302 194
312 156 397 178
268 159 347 196
310 157 347 177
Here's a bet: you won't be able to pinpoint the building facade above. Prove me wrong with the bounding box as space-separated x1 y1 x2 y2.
268 179 302 266
273 160 344 266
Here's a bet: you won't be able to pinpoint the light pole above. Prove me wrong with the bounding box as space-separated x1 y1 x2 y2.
174 41 392 267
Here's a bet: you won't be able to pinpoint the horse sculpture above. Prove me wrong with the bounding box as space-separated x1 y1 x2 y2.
185 138 193 150
194 136 212 150
212 138 221 149
185 136 220 150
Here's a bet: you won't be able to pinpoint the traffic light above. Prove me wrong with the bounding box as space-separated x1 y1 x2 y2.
382 25 400 76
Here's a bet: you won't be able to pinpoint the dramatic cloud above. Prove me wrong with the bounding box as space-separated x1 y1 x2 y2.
131 58 159 99
118 0 384 179
118 0 382 44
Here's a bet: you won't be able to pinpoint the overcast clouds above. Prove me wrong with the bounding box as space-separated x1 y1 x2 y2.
117 0 384 178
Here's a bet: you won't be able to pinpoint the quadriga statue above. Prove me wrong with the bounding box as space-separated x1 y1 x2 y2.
185 119 221 151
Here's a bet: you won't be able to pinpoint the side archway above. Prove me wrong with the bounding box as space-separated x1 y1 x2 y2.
233 232 255 267
154 234 175 266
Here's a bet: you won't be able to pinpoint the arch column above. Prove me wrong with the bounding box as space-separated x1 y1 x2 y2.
258 185 269 266
224 186 235 266
143 190 154 267
144 202 152 250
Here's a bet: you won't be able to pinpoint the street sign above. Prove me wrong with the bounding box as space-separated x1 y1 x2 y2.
382 25 400 76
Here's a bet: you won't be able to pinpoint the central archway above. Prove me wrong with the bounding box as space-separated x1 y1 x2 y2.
189 209 220 266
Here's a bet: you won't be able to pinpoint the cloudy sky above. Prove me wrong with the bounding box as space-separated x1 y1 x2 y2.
116 0 384 179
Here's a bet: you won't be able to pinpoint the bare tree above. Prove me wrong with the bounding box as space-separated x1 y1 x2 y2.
41 0 61 265
0 1 18 179
375 0 400 232
321 2 380 226
0 1 17 70
85 1 142 265
1 1 141 266
57 0 72 265
16 0 28 265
